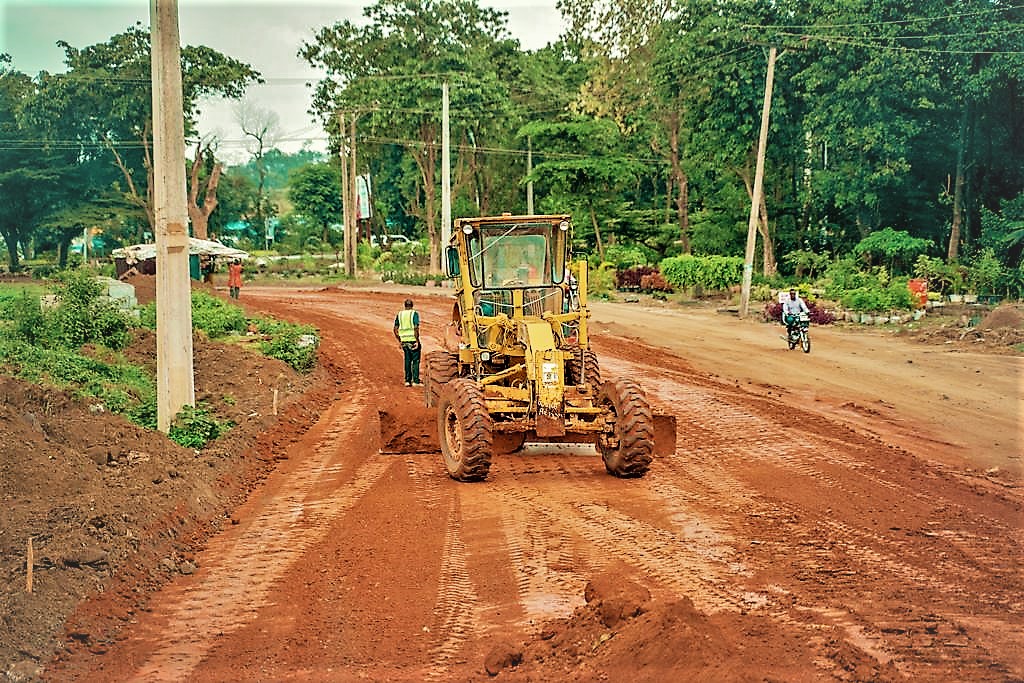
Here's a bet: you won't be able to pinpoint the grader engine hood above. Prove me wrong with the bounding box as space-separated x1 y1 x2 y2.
519 320 566 437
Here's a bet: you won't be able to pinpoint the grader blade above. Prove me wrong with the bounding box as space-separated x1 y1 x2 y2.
653 413 677 457
377 409 438 455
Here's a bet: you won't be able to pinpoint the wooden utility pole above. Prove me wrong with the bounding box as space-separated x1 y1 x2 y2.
526 136 534 215
739 46 777 319
150 0 195 432
338 112 353 276
348 112 359 274
441 80 452 251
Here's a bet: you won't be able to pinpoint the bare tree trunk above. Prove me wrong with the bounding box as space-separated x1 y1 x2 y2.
1 228 21 270
103 129 153 237
410 122 440 271
589 205 606 262
667 112 691 254
947 105 970 263
739 166 776 276
187 142 223 240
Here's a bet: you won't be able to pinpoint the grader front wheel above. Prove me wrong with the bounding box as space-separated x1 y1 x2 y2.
598 378 655 478
437 379 493 481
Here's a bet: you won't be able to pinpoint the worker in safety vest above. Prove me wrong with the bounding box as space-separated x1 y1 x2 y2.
393 298 422 386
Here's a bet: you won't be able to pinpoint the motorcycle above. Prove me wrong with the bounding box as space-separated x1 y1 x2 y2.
786 312 811 353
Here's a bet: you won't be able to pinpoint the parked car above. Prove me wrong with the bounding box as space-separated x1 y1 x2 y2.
371 234 413 248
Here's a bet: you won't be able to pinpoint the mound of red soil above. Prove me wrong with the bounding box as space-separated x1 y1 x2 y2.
487 572 901 682
0 330 333 675
978 304 1024 330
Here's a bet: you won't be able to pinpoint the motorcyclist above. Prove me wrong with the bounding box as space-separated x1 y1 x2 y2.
781 288 809 333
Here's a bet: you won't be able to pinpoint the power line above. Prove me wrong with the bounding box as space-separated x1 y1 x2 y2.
777 31 1024 55
744 3 1024 31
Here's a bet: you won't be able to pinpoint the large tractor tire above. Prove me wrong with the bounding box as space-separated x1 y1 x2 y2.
437 379 493 481
424 350 459 408
565 348 601 393
597 378 655 478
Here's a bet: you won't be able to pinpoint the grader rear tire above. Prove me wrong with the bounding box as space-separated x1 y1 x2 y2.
437 379 493 481
566 348 601 393
425 350 459 408
598 378 654 478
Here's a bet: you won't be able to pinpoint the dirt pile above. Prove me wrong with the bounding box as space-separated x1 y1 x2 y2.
486 573 900 682
904 304 1024 352
0 330 332 677
977 303 1024 330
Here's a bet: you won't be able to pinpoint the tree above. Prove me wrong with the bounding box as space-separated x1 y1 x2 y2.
187 139 223 240
235 100 281 235
300 0 519 271
522 118 644 261
0 57 47 269
35 24 260 238
286 162 343 247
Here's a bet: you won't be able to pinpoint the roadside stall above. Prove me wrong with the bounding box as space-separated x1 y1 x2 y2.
112 238 249 280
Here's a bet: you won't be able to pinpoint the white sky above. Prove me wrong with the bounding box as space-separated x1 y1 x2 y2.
0 1 566 163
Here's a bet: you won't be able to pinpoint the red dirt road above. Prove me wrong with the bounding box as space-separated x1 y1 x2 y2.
52 286 1023 682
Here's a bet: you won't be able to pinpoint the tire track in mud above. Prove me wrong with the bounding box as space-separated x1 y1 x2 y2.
477 457 753 616
599 347 1023 680
422 498 481 682
604 353 1019 591
125 370 394 681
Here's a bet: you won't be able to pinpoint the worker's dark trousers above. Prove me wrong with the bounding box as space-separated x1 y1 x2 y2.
402 342 421 384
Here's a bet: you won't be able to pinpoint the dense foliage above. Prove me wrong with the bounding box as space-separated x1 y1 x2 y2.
0 2 1021 302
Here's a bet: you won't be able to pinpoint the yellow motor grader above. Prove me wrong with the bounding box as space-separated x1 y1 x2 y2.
424 213 676 481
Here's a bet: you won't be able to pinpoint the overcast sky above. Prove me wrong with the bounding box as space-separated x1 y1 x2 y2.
0 0 566 163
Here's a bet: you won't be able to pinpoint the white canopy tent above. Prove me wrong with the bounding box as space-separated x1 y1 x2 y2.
111 238 249 262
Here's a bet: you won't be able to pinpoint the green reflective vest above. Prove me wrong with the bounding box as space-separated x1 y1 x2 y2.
396 309 418 342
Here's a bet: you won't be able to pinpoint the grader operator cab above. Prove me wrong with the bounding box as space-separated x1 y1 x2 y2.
424 213 676 481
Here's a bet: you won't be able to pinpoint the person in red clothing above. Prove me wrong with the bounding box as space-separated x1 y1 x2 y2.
227 259 243 299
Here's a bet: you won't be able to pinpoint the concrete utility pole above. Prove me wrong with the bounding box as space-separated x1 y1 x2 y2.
739 45 777 319
441 80 452 251
526 136 534 215
150 0 195 432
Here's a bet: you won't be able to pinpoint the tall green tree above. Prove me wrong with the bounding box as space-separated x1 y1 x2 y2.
522 117 644 261
32 24 260 238
287 162 343 248
300 0 519 271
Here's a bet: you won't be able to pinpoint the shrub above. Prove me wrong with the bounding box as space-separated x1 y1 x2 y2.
660 254 700 288
190 291 247 338
966 248 1004 295
604 245 648 270
3 291 51 344
764 299 835 324
253 317 319 373
853 228 932 273
615 265 658 290
660 254 743 292
885 278 917 310
14 269 133 351
640 272 673 293
588 262 617 299
168 404 230 449
841 287 890 312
